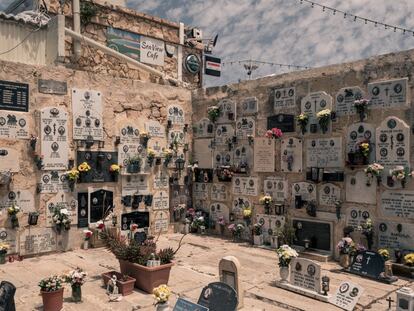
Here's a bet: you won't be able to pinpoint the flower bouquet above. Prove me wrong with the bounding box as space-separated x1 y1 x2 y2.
153 284 171 310
109 164 120 174
228 223 245 241
359 218 373 250
127 156 142 173
404 253 414 267
276 245 298 267
66 168 79 191
354 99 369 122
243 208 252 226
7 203 20 229
163 149 173 167
218 216 226 235
52 206 71 233
296 113 309 134
316 109 331 134
358 141 370 159
365 163 384 186
378 249 390 261
259 195 273 214
63 268 87 302
265 127 283 139
83 229 93 249
39 275 65 310
78 161 91 173
390 166 413 188
147 149 156 167
336 237 355 255
140 131 150 148
207 106 221 123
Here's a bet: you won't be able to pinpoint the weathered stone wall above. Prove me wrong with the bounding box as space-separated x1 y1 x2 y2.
0 59 192 255
192 49 414 258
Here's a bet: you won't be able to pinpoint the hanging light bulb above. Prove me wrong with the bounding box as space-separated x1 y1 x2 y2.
333 10 336 15
344 13 347 18
322 6 325 12
354 16 357 22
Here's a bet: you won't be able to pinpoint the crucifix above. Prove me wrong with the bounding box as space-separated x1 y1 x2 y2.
386 296 394 309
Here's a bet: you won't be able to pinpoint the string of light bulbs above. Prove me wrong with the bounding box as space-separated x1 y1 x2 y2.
223 59 311 70
296 0 414 36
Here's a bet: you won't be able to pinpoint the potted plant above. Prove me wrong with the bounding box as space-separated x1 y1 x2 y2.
336 237 355 268
101 271 136 296
52 206 71 234
147 149 156 167
207 106 221 123
83 230 93 250
66 168 79 192
153 284 171 311
126 156 142 174
365 163 384 186
354 99 369 122
259 195 273 215
390 166 413 188
253 223 264 246
276 245 298 283
265 127 283 139
140 131 150 148
296 113 309 135
38 275 64 311
163 149 173 167
7 203 20 229
316 109 331 134
0 243 9 264
63 268 87 302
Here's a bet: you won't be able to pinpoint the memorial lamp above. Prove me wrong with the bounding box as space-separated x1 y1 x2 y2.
28 212 39 226
112 214 117 227
175 158 185 175
321 276 330 295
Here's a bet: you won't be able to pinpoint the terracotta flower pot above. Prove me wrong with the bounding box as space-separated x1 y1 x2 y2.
119 260 173 294
41 288 64 311
101 271 136 296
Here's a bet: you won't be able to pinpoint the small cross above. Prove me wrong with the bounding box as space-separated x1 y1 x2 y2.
386 296 394 309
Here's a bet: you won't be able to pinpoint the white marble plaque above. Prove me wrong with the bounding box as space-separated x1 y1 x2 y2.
147 137 167 157
213 150 233 167
215 124 234 145
346 122 376 161
152 211 169 233
0 111 30 139
217 99 236 124
0 228 17 254
306 137 343 168
254 138 275 172
273 87 295 110
346 208 373 230
211 183 229 201
72 88 103 141
167 104 185 125
256 214 285 241
233 145 253 169
193 139 213 169
153 190 169 210
292 182 317 202
193 118 214 138
153 171 168 189
19 227 57 256
40 107 68 170
368 78 409 109
345 171 376 204
39 171 69 193
376 116 409 167
45 192 78 227
167 130 185 145
301 91 333 133
122 175 149 196
264 177 287 202
281 137 302 173
233 177 258 196
240 97 258 115
378 221 414 251
0 190 35 213
335 87 364 116
145 120 165 138
235 117 255 139
118 124 143 170
330 281 364 311
381 190 414 219
210 202 229 222
193 183 210 200
290 258 321 293
318 183 341 207
194 200 209 212
0 148 19 172
232 197 252 217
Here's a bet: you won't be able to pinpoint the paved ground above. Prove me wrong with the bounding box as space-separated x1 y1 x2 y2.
1 234 413 310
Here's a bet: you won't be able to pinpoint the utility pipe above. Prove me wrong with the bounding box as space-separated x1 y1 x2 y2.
72 0 81 60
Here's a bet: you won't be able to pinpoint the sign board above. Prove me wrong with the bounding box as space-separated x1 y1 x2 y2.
267 114 295 132
335 87 364 116
140 36 165 66
330 281 364 311
0 80 29 112
205 55 221 77
281 137 302 172
306 137 343 168
184 54 201 74
254 138 275 172
273 87 295 110
290 258 321 293
368 78 408 109
349 251 385 279
233 177 258 196
0 111 30 140
38 79 67 95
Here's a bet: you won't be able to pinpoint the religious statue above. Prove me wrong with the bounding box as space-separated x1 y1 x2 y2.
106 275 122 302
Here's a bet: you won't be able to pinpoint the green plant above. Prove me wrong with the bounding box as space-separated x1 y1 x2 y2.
207 106 221 123
128 156 142 165
157 247 175 264
80 1 98 25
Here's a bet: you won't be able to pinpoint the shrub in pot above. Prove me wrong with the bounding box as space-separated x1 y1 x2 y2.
101 271 136 296
38 275 64 311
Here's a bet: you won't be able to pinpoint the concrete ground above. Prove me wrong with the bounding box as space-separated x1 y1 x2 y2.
1 234 413 310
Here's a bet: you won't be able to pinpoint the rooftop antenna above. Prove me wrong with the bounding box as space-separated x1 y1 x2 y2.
243 59 259 79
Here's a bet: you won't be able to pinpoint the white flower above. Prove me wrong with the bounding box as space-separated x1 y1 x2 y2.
60 208 69 215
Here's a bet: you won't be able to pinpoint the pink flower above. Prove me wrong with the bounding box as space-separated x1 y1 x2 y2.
272 128 283 138
265 130 273 138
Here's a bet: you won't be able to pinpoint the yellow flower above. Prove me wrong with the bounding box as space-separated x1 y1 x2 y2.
109 164 120 173
147 149 156 157
243 208 252 218
78 162 91 172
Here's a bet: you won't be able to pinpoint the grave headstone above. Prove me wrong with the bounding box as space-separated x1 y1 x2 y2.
232 177 258 196
232 197 251 218
368 78 409 109
152 191 169 210
77 192 89 228
213 150 233 167
233 145 253 169
346 208 372 230
0 80 29 112
193 183 210 200
194 118 214 138
292 219 331 251
173 298 209 311
0 228 17 253
194 168 214 183
349 251 385 279
254 138 275 172
0 111 30 140
318 183 341 207
335 86 364 116
290 258 322 293
167 129 185 145
39 171 69 193
267 114 295 133
88 189 114 223
45 192 78 227
193 139 213 169
144 120 165 138
346 122 376 163
330 281 364 311
210 203 229 222
215 124 234 145
219 256 243 309
167 105 185 125
152 211 169 233
121 211 149 230
38 79 67 95
40 107 69 170
77 151 118 183
256 214 285 242
235 117 255 139
153 171 168 189
211 183 229 201
291 182 317 204
345 171 376 204
306 137 343 168
19 227 57 256
122 175 149 196
301 91 333 133
0 148 19 172
240 97 258 115
381 190 414 219
217 99 237 124
377 221 414 251
0 190 35 213
263 177 287 202
117 124 143 172
281 137 302 172
197 282 238 311
273 86 296 110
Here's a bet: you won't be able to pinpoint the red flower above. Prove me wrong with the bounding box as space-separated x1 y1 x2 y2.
97 223 105 230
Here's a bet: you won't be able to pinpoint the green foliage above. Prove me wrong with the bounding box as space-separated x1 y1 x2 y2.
157 247 174 264
80 1 98 25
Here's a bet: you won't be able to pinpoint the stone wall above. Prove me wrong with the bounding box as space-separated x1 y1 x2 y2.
192 48 414 258
0 59 192 255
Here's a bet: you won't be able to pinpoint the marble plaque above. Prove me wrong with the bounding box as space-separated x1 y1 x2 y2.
211 183 229 201
290 258 321 293
292 182 317 202
38 79 67 95
256 214 285 239
233 177 258 196
378 221 414 251
144 120 165 138
233 145 253 169
267 114 295 132
167 104 185 125
147 136 167 157
335 87 364 116
215 124 234 145
213 150 233 167
122 175 149 196
0 147 19 172
306 137 343 168
318 183 341 207
240 97 258 115
40 107 69 170
117 124 143 170
264 177 287 202
381 190 414 219
167 129 185 145
19 227 57 256
39 171 69 193
273 86 295 110
0 228 17 254
346 208 373 230
330 281 364 311
194 118 214 138
232 197 252 217
72 88 103 141
254 138 275 172
193 139 213 169
210 202 229 222
193 183 210 200
235 117 255 139
368 78 409 109
0 111 30 139
375 116 409 167
153 171 168 189
346 122 376 161
153 190 169 210
301 91 333 133
45 192 78 227
153 211 169 233
0 190 35 213
217 99 236 124
281 137 302 173
345 171 376 204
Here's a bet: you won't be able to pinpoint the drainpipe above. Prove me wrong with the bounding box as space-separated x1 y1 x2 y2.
73 0 81 61
177 22 184 81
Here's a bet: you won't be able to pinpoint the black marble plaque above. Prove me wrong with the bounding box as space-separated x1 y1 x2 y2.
121 211 149 230
77 192 89 228
77 151 118 183
38 79 67 95
197 282 238 311
293 220 331 251
0 80 29 112
267 114 295 132
173 298 209 311
133 231 147 245
349 251 385 279
194 168 214 183
90 190 113 223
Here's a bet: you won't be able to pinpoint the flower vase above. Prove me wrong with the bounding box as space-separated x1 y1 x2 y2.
83 240 89 250
377 176 382 187
0 252 6 264
69 180 75 192
71 284 82 302
264 204 270 215
11 216 19 229
219 225 225 236
300 125 306 135
395 250 403 264
359 111 365 122
401 179 406 188
339 254 350 269
156 302 170 311
279 266 289 283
